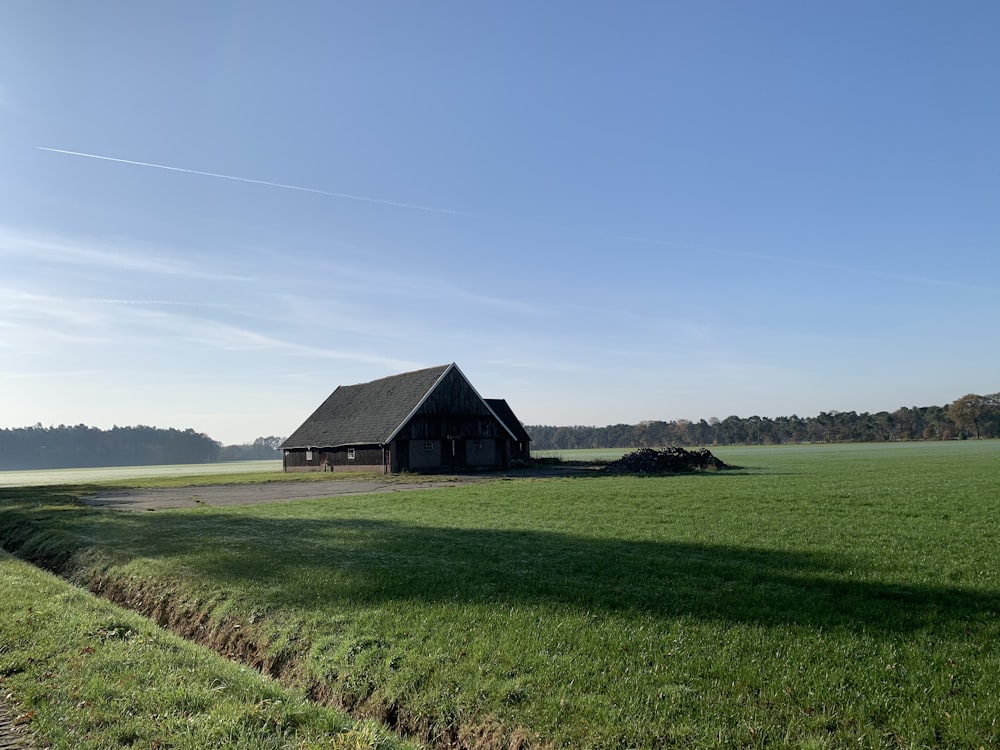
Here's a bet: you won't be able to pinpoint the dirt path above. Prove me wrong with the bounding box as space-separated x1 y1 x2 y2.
83 478 481 511
80 464 592 512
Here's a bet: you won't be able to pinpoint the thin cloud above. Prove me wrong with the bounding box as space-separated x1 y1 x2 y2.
0 368 112 381
375 274 548 317
0 227 252 282
86 298 236 310
37 147 467 216
0 290 129 350
188 319 416 368
275 259 548 319
0 319 111 348
120 306 420 371
1 288 109 328
1 285 419 373
34 150 989 295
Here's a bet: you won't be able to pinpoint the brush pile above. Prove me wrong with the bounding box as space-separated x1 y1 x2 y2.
603 446 728 474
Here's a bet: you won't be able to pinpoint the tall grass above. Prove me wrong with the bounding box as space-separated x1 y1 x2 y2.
1 441 998 748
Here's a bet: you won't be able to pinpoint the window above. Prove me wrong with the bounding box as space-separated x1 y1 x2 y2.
473 440 484 450
305 450 313 461
423 442 434 452
347 448 356 460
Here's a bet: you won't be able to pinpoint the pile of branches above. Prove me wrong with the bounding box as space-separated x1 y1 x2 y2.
604 446 729 475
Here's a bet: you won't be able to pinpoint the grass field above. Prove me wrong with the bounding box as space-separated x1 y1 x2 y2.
1 441 998 748
0 459 283 487
532 448 631 462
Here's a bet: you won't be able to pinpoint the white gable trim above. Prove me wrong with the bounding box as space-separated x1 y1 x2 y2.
383 363 455 445
382 363 519 444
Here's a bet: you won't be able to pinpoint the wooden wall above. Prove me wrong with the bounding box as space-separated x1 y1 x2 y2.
396 368 509 443
283 446 385 473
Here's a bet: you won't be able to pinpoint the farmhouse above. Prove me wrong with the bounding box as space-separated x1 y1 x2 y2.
281 363 531 473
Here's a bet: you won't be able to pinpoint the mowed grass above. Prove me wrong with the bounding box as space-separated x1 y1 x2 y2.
1 441 999 748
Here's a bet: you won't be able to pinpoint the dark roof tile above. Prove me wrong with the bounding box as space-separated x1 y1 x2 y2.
282 364 451 448
485 398 532 443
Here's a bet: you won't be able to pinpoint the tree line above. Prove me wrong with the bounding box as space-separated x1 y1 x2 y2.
5 393 997 469
527 393 1000 450
0 425 284 470
216 436 285 462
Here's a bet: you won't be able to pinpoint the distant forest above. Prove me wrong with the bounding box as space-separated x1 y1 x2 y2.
527 393 1000 451
3 393 997 471
0 425 283 471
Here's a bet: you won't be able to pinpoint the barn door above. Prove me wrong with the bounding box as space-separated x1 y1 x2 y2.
445 434 465 472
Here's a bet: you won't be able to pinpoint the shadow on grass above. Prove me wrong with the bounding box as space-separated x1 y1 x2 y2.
87 516 1000 634
518 463 792 479
1 486 996 634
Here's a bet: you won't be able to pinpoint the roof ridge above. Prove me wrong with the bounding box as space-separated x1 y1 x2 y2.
281 364 454 449
348 363 451 388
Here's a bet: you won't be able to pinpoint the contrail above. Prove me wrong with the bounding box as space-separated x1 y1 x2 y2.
34 149 990 294
36 146 466 216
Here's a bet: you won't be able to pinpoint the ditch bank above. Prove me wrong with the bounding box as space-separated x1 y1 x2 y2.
0 490 543 750
0 701 36 750
17 554 540 750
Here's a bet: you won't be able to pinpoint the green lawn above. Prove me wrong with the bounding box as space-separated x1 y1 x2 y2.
1 441 998 748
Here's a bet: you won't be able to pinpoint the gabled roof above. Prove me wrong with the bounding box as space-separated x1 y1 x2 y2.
282 364 452 449
485 398 532 444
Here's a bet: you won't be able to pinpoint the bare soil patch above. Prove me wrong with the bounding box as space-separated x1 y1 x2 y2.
83 478 478 511
81 464 592 512
0 699 34 750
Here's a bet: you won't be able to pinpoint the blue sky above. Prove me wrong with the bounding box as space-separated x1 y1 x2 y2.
2 2 998 444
